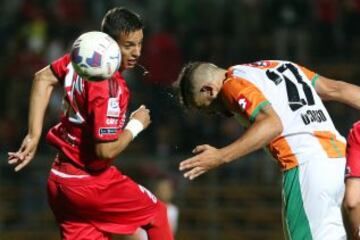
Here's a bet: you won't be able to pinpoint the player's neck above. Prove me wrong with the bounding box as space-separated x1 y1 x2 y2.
213 68 227 88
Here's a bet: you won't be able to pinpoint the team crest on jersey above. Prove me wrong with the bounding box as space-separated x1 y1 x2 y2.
237 95 251 111
107 98 120 117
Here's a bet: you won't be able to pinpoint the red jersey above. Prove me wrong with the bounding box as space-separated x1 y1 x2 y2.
46 54 130 171
346 121 360 178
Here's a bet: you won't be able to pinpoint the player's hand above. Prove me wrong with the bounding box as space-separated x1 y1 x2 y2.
8 134 39 172
130 105 151 129
179 144 225 180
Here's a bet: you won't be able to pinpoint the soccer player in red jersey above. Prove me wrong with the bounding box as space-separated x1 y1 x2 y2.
7 7 173 240
343 121 360 239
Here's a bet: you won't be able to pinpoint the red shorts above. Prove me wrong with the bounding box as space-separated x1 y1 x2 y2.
47 163 169 239
346 121 360 178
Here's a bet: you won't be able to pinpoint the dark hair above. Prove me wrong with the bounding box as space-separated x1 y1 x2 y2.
101 7 144 40
174 62 204 108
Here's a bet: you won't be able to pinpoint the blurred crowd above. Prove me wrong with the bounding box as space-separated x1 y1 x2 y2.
1 0 360 176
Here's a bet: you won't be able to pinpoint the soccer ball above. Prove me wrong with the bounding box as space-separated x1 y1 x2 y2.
70 31 121 81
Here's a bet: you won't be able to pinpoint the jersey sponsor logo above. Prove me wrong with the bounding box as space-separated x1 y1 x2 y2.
106 118 118 125
237 95 251 111
99 127 117 135
300 109 327 125
107 98 120 117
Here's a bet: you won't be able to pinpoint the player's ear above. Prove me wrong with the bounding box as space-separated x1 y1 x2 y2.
200 85 211 93
200 84 219 98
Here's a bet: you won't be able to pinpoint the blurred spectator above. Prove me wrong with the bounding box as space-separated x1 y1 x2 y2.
46 38 66 62
312 0 341 59
143 32 183 85
266 0 310 63
342 0 360 55
54 0 87 25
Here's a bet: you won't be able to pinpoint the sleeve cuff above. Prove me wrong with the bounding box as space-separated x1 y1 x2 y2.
311 74 320 88
249 100 271 122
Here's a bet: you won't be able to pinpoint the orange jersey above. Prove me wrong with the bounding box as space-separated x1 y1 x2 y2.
221 60 346 171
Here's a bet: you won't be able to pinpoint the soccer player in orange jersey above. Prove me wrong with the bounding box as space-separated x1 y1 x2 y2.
174 61 360 239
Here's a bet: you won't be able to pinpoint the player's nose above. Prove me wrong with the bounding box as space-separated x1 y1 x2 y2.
132 46 141 58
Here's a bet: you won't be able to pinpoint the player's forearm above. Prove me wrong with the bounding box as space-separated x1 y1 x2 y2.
220 116 282 163
28 68 56 139
317 76 360 110
335 82 360 111
96 112 149 160
95 130 133 159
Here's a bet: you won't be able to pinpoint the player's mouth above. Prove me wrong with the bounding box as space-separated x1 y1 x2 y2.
128 59 137 66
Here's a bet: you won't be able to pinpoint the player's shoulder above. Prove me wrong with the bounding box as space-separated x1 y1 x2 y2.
228 60 308 78
85 71 124 87
112 70 125 81
112 71 129 91
352 121 360 132
52 53 71 65
223 68 257 95
241 60 298 69
228 60 277 75
225 61 271 84
86 71 129 98
49 53 72 81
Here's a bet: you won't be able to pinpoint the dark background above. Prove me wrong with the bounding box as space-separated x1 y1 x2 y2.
1 0 360 239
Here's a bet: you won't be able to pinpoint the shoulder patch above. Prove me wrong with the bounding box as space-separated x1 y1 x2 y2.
237 94 252 111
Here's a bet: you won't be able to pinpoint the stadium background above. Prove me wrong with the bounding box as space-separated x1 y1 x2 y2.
0 0 360 239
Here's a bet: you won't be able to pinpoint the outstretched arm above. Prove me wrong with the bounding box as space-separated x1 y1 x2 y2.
315 75 360 110
8 66 58 171
179 105 283 180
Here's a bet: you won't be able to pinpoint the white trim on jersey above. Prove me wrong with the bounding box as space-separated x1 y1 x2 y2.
51 168 90 178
